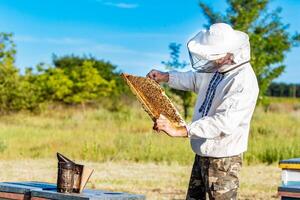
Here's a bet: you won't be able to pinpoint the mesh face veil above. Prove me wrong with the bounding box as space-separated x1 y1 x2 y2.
188 47 227 73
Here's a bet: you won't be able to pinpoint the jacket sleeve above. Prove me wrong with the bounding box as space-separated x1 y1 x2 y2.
186 77 259 139
167 70 199 92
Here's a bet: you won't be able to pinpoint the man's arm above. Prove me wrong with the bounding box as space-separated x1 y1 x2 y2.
147 69 198 92
154 77 258 138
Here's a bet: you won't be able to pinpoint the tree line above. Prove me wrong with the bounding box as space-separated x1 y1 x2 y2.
267 82 300 98
0 33 129 113
0 31 299 116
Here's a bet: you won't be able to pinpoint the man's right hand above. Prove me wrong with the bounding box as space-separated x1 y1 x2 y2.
146 69 169 83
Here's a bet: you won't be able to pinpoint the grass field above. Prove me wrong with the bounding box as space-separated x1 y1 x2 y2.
0 99 299 164
0 98 299 199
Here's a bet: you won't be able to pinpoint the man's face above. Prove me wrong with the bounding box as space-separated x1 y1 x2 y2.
214 53 234 67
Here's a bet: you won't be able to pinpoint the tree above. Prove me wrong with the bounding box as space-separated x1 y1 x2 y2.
0 34 128 113
0 33 43 112
53 55 128 96
32 63 74 103
53 54 117 81
162 43 194 119
34 59 115 108
199 0 300 100
0 33 23 112
63 60 115 105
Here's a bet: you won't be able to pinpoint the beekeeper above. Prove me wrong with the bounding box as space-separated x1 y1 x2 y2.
147 23 259 199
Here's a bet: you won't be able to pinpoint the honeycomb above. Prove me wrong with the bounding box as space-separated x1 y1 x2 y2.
121 73 184 127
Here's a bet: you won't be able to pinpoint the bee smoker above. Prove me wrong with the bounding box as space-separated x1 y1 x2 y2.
57 161 75 193
56 152 93 193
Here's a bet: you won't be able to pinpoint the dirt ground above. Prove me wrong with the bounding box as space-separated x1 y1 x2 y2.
0 159 281 199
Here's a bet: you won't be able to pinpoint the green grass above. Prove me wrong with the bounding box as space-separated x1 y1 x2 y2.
0 100 299 165
246 106 300 164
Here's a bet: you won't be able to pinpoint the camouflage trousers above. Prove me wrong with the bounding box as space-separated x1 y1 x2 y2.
186 154 242 200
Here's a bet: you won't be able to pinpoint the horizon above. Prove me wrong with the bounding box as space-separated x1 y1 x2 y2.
0 0 299 83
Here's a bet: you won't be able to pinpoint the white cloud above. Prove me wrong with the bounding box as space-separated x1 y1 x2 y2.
74 43 170 75
13 35 172 74
14 35 172 63
14 35 89 45
97 0 139 9
79 43 166 60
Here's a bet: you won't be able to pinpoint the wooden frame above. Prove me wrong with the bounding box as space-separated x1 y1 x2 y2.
121 73 185 127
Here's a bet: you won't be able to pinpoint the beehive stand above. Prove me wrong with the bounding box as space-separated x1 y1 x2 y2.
0 182 145 200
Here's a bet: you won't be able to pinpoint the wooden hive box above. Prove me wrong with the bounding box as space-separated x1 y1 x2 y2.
121 73 185 127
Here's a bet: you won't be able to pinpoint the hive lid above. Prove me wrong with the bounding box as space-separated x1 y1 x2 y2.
279 158 300 170
278 184 300 193
121 73 185 127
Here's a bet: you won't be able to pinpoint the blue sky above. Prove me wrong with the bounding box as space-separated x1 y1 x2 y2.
0 0 299 83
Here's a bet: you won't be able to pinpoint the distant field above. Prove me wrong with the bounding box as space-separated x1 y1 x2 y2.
0 98 299 165
269 97 300 103
266 97 300 112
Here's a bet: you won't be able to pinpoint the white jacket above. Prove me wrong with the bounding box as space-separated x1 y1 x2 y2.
167 63 259 157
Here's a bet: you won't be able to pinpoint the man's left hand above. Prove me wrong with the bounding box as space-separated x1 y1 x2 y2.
153 114 188 137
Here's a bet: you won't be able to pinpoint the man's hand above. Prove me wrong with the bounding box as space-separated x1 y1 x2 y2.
146 69 169 83
153 114 188 137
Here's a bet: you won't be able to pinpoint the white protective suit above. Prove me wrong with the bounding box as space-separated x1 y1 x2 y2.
167 23 259 157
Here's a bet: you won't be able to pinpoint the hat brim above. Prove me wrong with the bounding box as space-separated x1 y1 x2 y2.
188 30 249 60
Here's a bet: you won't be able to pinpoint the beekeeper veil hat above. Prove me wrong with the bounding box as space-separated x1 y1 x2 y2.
187 23 250 73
